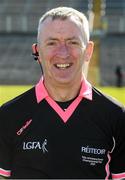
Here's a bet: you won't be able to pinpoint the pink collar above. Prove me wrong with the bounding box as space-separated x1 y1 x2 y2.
35 76 92 123
35 76 92 103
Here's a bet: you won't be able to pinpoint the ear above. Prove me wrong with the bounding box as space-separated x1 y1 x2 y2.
84 41 94 62
32 43 39 61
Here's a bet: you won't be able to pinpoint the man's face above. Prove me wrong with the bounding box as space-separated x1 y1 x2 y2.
38 17 89 86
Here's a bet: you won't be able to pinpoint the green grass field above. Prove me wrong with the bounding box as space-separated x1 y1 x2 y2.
0 85 32 105
0 85 125 105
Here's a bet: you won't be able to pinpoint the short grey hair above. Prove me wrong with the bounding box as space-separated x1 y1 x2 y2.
37 7 90 45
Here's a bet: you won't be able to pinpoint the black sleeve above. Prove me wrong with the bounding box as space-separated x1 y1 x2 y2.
0 105 14 178
110 106 125 179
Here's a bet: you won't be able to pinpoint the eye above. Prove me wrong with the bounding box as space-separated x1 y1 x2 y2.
68 40 80 46
46 41 57 46
47 42 55 46
71 41 78 44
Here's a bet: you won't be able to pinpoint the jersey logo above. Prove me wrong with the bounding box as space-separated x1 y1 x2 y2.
81 146 106 155
42 139 48 153
81 145 106 166
23 139 48 153
16 119 32 135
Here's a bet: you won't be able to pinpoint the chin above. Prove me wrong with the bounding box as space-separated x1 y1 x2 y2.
54 77 73 84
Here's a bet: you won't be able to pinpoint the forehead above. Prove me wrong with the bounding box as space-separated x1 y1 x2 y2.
39 17 83 39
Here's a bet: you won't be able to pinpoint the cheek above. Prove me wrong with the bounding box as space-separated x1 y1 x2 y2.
72 48 84 61
39 50 51 64
40 53 54 74
41 50 56 63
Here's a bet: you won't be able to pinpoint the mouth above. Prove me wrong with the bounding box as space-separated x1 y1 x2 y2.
54 63 72 69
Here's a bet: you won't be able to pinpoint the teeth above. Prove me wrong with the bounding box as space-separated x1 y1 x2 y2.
56 64 70 68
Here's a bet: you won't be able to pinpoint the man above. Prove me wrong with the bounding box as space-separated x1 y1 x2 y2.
0 7 125 179
115 64 123 87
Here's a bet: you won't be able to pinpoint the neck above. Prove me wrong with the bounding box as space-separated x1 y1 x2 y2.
44 79 82 102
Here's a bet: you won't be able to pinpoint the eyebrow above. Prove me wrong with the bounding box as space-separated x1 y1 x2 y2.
45 36 79 42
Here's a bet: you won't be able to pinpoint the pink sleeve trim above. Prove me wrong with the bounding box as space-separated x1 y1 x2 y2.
0 168 11 177
105 152 111 180
112 172 125 179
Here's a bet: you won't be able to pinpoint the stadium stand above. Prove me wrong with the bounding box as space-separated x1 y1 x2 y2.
0 33 41 84
0 0 89 33
100 34 125 86
105 0 125 33
99 0 125 86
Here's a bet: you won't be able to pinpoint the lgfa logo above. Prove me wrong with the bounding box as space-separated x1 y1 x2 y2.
23 139 48 153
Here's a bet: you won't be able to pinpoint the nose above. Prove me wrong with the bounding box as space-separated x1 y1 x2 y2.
56 44 70 59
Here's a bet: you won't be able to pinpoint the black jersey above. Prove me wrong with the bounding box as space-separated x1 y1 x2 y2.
0 78 125 179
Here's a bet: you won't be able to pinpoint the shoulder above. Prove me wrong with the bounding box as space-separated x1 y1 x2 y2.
0 87 38 136
92 87 124 108
0 87 38 124
1 86 36 112
91 87 125 136
92 87 125 113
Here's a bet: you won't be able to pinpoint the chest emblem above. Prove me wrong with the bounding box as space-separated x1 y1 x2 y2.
23 139 48 153
81 145 106 166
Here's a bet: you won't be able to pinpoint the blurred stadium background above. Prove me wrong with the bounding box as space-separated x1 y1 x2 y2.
0 0 125 105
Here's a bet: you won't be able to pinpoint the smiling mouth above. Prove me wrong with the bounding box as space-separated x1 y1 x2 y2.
54 63 72 69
